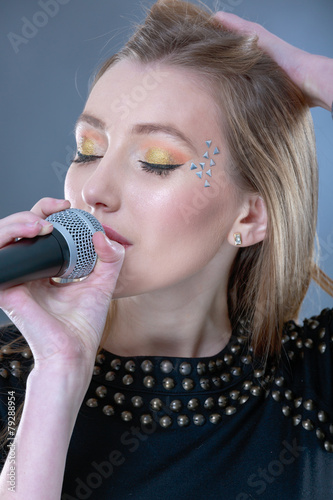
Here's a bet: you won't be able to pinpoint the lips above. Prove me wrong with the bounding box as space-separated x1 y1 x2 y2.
102 224 132 248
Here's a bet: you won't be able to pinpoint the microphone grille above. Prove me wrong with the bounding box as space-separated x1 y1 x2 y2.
46 209 105 279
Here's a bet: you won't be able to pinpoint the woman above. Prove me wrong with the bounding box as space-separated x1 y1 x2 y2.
0 1 332 498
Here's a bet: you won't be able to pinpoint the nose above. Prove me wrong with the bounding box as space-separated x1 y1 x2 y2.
81 155 122 214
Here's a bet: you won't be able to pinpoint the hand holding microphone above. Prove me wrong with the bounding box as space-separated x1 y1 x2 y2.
0 198 125 373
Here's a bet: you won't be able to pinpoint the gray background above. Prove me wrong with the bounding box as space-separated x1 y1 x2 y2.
0 0 332 325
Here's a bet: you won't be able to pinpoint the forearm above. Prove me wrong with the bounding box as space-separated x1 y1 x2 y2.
0 364 90 499
304 54 333 112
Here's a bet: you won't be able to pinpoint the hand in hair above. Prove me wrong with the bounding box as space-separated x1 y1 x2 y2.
214 12 333 113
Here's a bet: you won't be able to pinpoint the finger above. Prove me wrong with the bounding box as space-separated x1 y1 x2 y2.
0 219 53 248
30 197 71 218
85 232 125 290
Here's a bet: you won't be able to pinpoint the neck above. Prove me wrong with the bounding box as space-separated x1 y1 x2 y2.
102 250 234 358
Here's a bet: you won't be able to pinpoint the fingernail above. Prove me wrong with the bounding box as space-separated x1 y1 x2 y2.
40 220 53 227
26 221 40 228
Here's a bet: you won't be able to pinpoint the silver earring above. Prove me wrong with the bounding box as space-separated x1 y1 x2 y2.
234 233 242 246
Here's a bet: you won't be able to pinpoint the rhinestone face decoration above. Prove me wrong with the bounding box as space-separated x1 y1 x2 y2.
190 140 221 187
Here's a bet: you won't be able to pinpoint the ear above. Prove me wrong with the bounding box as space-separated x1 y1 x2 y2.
227 195 267 247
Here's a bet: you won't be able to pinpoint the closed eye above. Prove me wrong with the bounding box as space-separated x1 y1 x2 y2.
139 160 183 176
72 152 103 164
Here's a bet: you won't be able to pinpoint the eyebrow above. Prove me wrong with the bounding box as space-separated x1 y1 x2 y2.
75 114 197 153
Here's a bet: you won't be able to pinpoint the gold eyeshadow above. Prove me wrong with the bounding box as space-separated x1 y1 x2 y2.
145 147 176 165
79 137 96 156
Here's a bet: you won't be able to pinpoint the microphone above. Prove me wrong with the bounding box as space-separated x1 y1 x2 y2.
0 209 105 290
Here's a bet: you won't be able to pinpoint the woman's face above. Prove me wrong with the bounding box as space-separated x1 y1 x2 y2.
65 60 243 297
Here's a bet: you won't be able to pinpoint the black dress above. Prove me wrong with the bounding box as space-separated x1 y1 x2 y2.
1 308 333 499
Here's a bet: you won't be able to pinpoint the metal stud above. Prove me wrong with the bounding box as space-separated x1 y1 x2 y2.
272 391 281 401
22 347 32 359
318 327 326 339
212 376 222 388
122 374 134 386
143 376 155 388
230 390 240 400
125 360 136 372
324 441 333 453
292 414 302 426
182 378 194 391
95 385 107 398
197 362 206 375
187 398 200 410
121 411 133 422
96 354 105 364
284 390 294 401
111 359 121 370
205 140 212 148
318 343 326 354
218 396 228 408
303 399 315 411
160 360 173 374
316 428 325 440
250 386 262 397
162 377 175 390
179 362 192 376
114 393 125 405
190 162 197 170
177 415 190 427
224 406 236 416
254 369 265 378
200 377 210 390
131 396 143 408
239 395 249 405
304 338 314 349
160 416 172 428
170 400 182 412
302 419 314 431
243 380 253 391
221 373 231 383
204 180 210 187
213 147 220 155
1 345 13 355
210 159 216 167
11 369 21 378
294 397 302 408
275 376 285 387
193 414 206 426
105 371 115 381
0 369 8 379
86 398 98 408
93 366 101 376
102 405 115 416
230 344 241 354
141 414 153 425
231 367 242 377
288 351 295 360
150 398 163 411
318 411 328 422
141 360 153 373
199 162 205 169
282 406 291 417
203 151 209 159
204 397 215 409
241 355 252 365
209 413 222 424
206 169 212 177
295 339 303 349
208 360 216 372
224 354 233 365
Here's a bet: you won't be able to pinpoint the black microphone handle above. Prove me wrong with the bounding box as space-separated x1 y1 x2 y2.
0 228 70 290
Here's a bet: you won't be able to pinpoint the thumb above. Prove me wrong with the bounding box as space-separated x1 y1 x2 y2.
89 231 125 288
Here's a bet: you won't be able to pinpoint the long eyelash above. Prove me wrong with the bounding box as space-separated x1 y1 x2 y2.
139 161 183 177
72 152 103 164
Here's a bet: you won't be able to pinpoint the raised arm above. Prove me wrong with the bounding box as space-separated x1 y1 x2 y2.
214 12 333 114
0 198 124 499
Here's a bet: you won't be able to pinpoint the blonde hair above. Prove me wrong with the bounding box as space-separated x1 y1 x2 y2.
93 0 332 359
1 0 333 454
